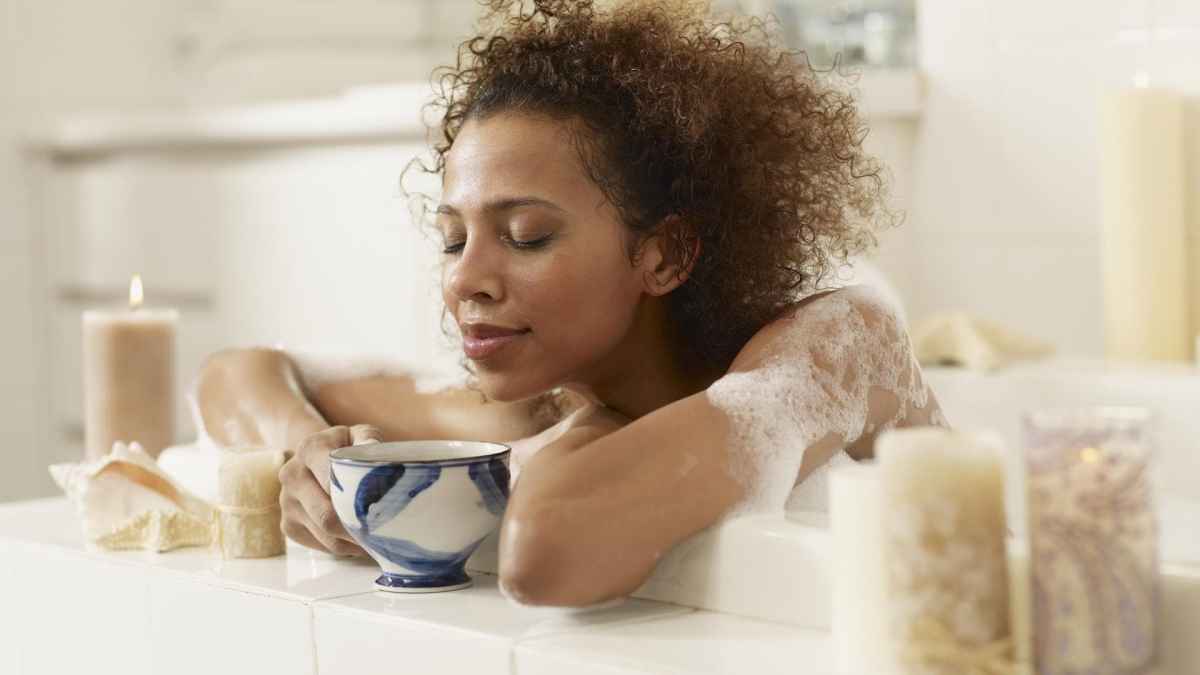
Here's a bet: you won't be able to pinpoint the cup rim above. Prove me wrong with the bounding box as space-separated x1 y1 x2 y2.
329 440 511 467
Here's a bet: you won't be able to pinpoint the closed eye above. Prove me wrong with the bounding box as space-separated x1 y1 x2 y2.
511 234 553 250
441 234 553 255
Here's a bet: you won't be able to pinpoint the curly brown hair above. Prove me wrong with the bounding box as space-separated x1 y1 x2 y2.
416 0 895 378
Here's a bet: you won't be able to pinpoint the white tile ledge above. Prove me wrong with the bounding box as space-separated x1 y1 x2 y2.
0 497 834 675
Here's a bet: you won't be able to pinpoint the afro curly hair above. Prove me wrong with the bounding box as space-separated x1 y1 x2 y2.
416 0 897 379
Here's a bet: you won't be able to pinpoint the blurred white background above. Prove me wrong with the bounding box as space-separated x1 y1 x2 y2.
3 0 1200 501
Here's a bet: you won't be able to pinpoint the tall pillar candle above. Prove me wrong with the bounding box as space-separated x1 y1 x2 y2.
1188 98 1200 364
830 462 893 675
1099 88 1189 362
877 428 1012 674
1023 407 1158 675
83 275 178 460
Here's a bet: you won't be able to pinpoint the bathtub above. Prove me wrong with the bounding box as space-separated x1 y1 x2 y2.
154 355 1200 672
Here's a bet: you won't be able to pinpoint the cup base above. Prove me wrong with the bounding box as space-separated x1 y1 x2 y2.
374 570 474 594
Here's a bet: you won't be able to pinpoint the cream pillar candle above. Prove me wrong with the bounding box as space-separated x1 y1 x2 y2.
877 428 1012 674
1099 88 1190 362
1023 407 1158 675
82 275 178 460
830 463 893 675
1189 99 1200 365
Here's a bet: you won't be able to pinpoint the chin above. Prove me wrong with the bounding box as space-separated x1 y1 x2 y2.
474 370 553 404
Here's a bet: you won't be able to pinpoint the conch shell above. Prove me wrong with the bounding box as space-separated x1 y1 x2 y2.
50 441 288 558
50 441 214 552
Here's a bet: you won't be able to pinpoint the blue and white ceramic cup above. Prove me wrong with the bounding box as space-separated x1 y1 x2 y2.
329 440 511 593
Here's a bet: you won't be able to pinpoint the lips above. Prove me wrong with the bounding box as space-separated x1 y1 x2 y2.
461 323 530 360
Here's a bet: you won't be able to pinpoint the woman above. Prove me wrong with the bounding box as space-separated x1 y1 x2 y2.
194 0 946 608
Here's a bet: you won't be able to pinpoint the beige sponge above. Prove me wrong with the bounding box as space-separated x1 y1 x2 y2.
212 448 288 559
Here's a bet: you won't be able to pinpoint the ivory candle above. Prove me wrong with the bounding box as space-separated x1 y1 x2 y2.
877 428 1011 674
1099 88 1190 362
83 275 178 460
829 463 893 675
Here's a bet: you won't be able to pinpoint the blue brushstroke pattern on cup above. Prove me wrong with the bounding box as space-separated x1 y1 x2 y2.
468 458 511 516
354 464 441 531
360 530 490 573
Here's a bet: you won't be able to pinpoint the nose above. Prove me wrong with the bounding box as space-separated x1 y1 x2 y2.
444 236 504 304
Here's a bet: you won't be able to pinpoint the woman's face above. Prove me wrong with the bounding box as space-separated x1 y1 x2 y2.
438 112 650 402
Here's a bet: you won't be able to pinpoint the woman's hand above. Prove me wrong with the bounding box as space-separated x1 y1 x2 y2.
279 424 382 556
509 403 632 488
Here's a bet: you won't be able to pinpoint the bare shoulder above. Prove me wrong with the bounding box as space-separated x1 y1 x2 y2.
728 284 904 373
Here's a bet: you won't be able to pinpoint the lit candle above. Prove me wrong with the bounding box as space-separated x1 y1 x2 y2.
82 274 178 460
1023 407 1158 675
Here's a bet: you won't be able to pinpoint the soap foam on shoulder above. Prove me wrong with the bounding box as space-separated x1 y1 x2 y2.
707 285 940 518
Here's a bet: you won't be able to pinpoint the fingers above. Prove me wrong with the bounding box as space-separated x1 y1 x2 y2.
292 469 354 542
280 495 364 557
279 425 370 557
298 426 352 494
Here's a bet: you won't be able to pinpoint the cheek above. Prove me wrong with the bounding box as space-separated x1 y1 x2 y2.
523 251 641 351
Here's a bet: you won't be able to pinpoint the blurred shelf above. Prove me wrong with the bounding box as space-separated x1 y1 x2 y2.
854 68 924 120
25 82 434 157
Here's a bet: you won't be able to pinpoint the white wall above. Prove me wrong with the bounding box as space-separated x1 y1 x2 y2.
0 0 188 501
6 0 1199 503
0 0 472 501
904 0 1200 356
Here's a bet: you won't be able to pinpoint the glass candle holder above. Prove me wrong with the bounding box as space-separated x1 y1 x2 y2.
1022 406 1159 675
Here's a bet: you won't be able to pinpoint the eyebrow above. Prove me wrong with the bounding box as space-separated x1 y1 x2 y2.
435 196 567 217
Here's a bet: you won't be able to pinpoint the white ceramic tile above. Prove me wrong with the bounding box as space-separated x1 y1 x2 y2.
515 611 836 675
0 497 88 548
982 0 1136 44
145 540 382 604
0 497 383 603
1161 564 1200 675
906 238 1104 358
8 542 154 675
631 514 832 628
514 648 648 675
314 600 512 675
0 541 23 674
148 571 315 675
926 359 1200 501
313 573 693 675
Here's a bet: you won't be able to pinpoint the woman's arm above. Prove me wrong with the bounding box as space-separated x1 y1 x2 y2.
193 347 553 447
498 286 942 607
498 393 745 607
193 347 329 449
194 346 562 557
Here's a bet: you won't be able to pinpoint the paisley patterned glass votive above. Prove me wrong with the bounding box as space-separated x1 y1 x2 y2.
1022 406 1159 675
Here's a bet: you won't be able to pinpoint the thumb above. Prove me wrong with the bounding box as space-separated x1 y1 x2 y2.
350 424 384 445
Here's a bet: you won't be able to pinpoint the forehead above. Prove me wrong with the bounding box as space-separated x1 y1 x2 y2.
442 113 599 208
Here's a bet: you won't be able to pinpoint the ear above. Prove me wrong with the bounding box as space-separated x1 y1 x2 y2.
634 215 701 297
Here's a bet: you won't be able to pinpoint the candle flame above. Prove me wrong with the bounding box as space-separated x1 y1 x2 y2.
129 274 144 310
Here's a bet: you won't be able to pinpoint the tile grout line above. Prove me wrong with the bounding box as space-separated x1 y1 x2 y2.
509 605 698 653
307 601 321 675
